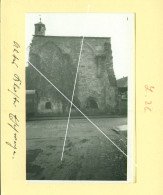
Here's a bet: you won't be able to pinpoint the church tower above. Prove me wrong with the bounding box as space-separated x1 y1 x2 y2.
34 18 46 36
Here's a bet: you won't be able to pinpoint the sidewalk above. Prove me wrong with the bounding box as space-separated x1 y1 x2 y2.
27 114 127 121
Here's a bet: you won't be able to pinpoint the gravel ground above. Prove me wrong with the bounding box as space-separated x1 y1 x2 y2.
26 117 127 181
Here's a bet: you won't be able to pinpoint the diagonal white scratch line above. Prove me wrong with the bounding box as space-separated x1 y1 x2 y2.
61 36 85 161
61 4 91 161
28 61 138 167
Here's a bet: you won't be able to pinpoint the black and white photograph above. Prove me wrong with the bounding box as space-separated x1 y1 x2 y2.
26 13 134 181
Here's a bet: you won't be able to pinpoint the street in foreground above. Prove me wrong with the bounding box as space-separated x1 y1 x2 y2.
26 117 127 180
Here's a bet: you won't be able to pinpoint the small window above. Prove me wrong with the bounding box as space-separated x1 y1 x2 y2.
45 101 51 109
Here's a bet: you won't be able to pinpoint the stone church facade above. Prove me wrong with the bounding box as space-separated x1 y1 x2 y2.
26 20 118 116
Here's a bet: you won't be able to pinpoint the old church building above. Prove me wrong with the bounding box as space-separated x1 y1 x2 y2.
26 20 118 116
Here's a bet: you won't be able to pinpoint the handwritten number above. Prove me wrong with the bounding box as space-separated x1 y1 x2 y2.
144 84 154 112
144 107 152 112
145 101 152 105
145 85 155 92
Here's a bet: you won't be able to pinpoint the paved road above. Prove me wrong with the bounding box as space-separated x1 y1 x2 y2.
26 117 127 181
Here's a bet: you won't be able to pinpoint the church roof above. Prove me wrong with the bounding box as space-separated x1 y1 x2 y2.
33 35 111 39
35 21 45 25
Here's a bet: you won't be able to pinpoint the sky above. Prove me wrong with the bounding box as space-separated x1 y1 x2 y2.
26 13 134 79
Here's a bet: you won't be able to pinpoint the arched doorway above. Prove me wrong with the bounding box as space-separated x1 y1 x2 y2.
86 97 98 109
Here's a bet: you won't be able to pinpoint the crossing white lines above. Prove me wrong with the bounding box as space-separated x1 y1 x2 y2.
28 60 137 167
61 36 84 161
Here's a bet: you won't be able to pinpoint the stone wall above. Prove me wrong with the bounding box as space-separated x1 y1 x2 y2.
26 36 118 115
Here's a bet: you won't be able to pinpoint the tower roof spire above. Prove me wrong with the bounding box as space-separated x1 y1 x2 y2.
39 14 42 23
34 15 46 36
